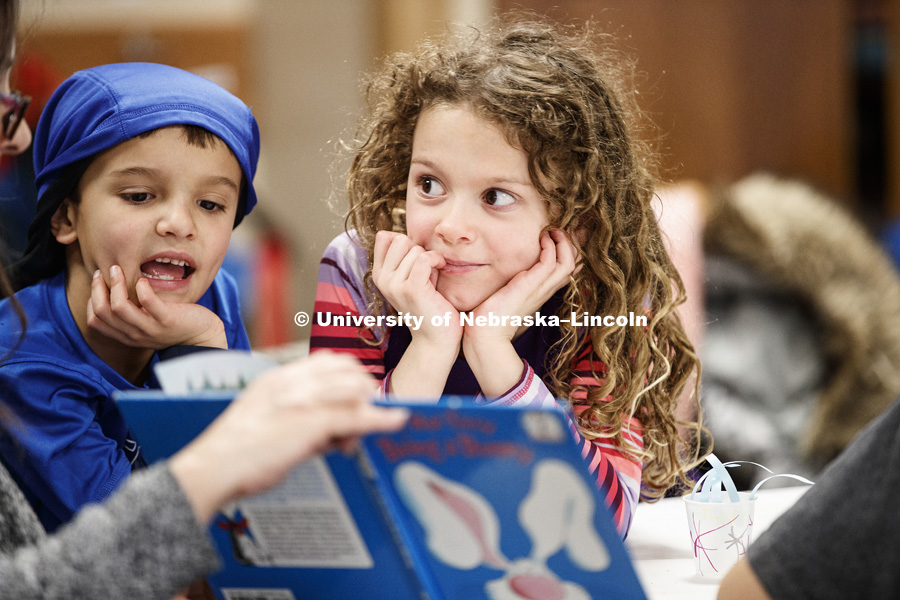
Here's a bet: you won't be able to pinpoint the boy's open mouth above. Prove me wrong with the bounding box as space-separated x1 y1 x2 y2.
140 257 195 281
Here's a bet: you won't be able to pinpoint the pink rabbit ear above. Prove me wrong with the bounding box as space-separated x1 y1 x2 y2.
395 462 509 571
508 573 567 600
426 480 507 569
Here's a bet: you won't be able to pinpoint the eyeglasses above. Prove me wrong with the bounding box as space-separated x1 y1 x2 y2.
0 91 30 140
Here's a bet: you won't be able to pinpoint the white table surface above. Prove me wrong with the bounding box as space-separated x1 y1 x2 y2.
625 486 810 600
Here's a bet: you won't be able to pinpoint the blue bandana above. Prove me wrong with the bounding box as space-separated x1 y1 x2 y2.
34 62 259 213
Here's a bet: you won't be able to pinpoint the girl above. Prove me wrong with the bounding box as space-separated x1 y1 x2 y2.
311 15 702 535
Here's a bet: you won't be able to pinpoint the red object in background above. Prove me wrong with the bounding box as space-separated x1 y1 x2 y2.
255 233 292 347
11 51 63 130
1 51 60 173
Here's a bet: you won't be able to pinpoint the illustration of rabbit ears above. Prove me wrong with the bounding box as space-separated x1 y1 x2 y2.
394 459 609 573
396 462 509 570
519 461 610 571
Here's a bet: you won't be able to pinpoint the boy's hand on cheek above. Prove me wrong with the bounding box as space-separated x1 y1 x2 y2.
86 265 228 350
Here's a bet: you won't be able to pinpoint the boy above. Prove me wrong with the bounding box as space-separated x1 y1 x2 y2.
0 62 260 532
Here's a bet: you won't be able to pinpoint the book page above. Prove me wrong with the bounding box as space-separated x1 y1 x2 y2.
216 457 374 568
154 350 277 393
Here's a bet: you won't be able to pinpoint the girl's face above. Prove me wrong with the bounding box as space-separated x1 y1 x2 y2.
52 126 241 308
405 105 549 312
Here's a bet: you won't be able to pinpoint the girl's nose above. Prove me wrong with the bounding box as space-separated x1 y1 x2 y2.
434 198 475 244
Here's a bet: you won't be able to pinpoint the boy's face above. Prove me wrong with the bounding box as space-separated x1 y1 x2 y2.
53 126 241 307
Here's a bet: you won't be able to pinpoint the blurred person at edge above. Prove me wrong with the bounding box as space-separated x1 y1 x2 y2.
0 1 409 598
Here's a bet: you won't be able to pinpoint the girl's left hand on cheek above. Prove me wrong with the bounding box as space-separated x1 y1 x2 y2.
86 265 228 350
466 229 577 343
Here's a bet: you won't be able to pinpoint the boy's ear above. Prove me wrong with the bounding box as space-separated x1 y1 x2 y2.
50 199 79 246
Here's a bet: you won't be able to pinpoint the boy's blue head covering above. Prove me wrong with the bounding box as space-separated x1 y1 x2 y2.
10 63 260 290
34 62 260 213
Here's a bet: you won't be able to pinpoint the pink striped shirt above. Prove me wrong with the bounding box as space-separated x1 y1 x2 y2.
310 232 643 536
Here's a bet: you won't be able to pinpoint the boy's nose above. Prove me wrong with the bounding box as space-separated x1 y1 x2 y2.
434 198 475 244
156 199 196 239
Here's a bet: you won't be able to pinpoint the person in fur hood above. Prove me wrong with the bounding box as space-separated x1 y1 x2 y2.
681 173 900 487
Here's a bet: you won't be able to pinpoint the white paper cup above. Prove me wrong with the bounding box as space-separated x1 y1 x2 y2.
683 492 756 579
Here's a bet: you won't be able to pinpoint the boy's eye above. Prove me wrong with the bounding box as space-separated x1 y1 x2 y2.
198 199 225 212
122 192 152 203
419 176 445 197
484 189 515 207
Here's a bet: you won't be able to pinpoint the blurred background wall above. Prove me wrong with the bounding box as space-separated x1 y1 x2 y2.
11 0 896 348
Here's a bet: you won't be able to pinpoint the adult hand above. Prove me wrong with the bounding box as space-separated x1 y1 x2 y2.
86 265 227 349
169 351 409 523
171 578 214 600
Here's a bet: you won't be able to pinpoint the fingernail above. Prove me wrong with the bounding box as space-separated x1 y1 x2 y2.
110 265 120 277
92 269 100 280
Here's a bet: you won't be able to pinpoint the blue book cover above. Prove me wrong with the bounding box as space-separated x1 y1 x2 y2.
362 400 647 600
115 391 647 600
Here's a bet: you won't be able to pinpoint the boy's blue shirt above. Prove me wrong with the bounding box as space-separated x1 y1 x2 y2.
0 269 249 532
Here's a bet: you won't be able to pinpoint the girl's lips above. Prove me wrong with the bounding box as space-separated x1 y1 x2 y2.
439 260 484 274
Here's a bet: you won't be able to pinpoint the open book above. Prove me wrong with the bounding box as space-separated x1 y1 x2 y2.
115 352 647 600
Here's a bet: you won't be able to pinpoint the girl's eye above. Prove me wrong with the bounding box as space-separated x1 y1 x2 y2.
484 189 515 207
121 192 152 203
419 176 445 197
198 199 225 212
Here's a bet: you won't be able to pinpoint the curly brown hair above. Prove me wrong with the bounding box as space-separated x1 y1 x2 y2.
345 14 703 498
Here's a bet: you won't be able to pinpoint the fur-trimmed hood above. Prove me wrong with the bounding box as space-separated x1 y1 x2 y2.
704 173 900 461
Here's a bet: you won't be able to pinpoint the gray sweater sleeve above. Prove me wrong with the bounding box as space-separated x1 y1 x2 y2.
748 399 900 599
0 462 221 600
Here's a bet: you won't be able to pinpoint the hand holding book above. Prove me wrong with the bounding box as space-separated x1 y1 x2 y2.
168 351 410 523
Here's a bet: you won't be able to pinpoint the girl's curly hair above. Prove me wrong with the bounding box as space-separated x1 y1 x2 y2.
345 14 703 498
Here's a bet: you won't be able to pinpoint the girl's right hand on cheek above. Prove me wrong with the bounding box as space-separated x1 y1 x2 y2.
86 265 228 350
372 230 461 345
